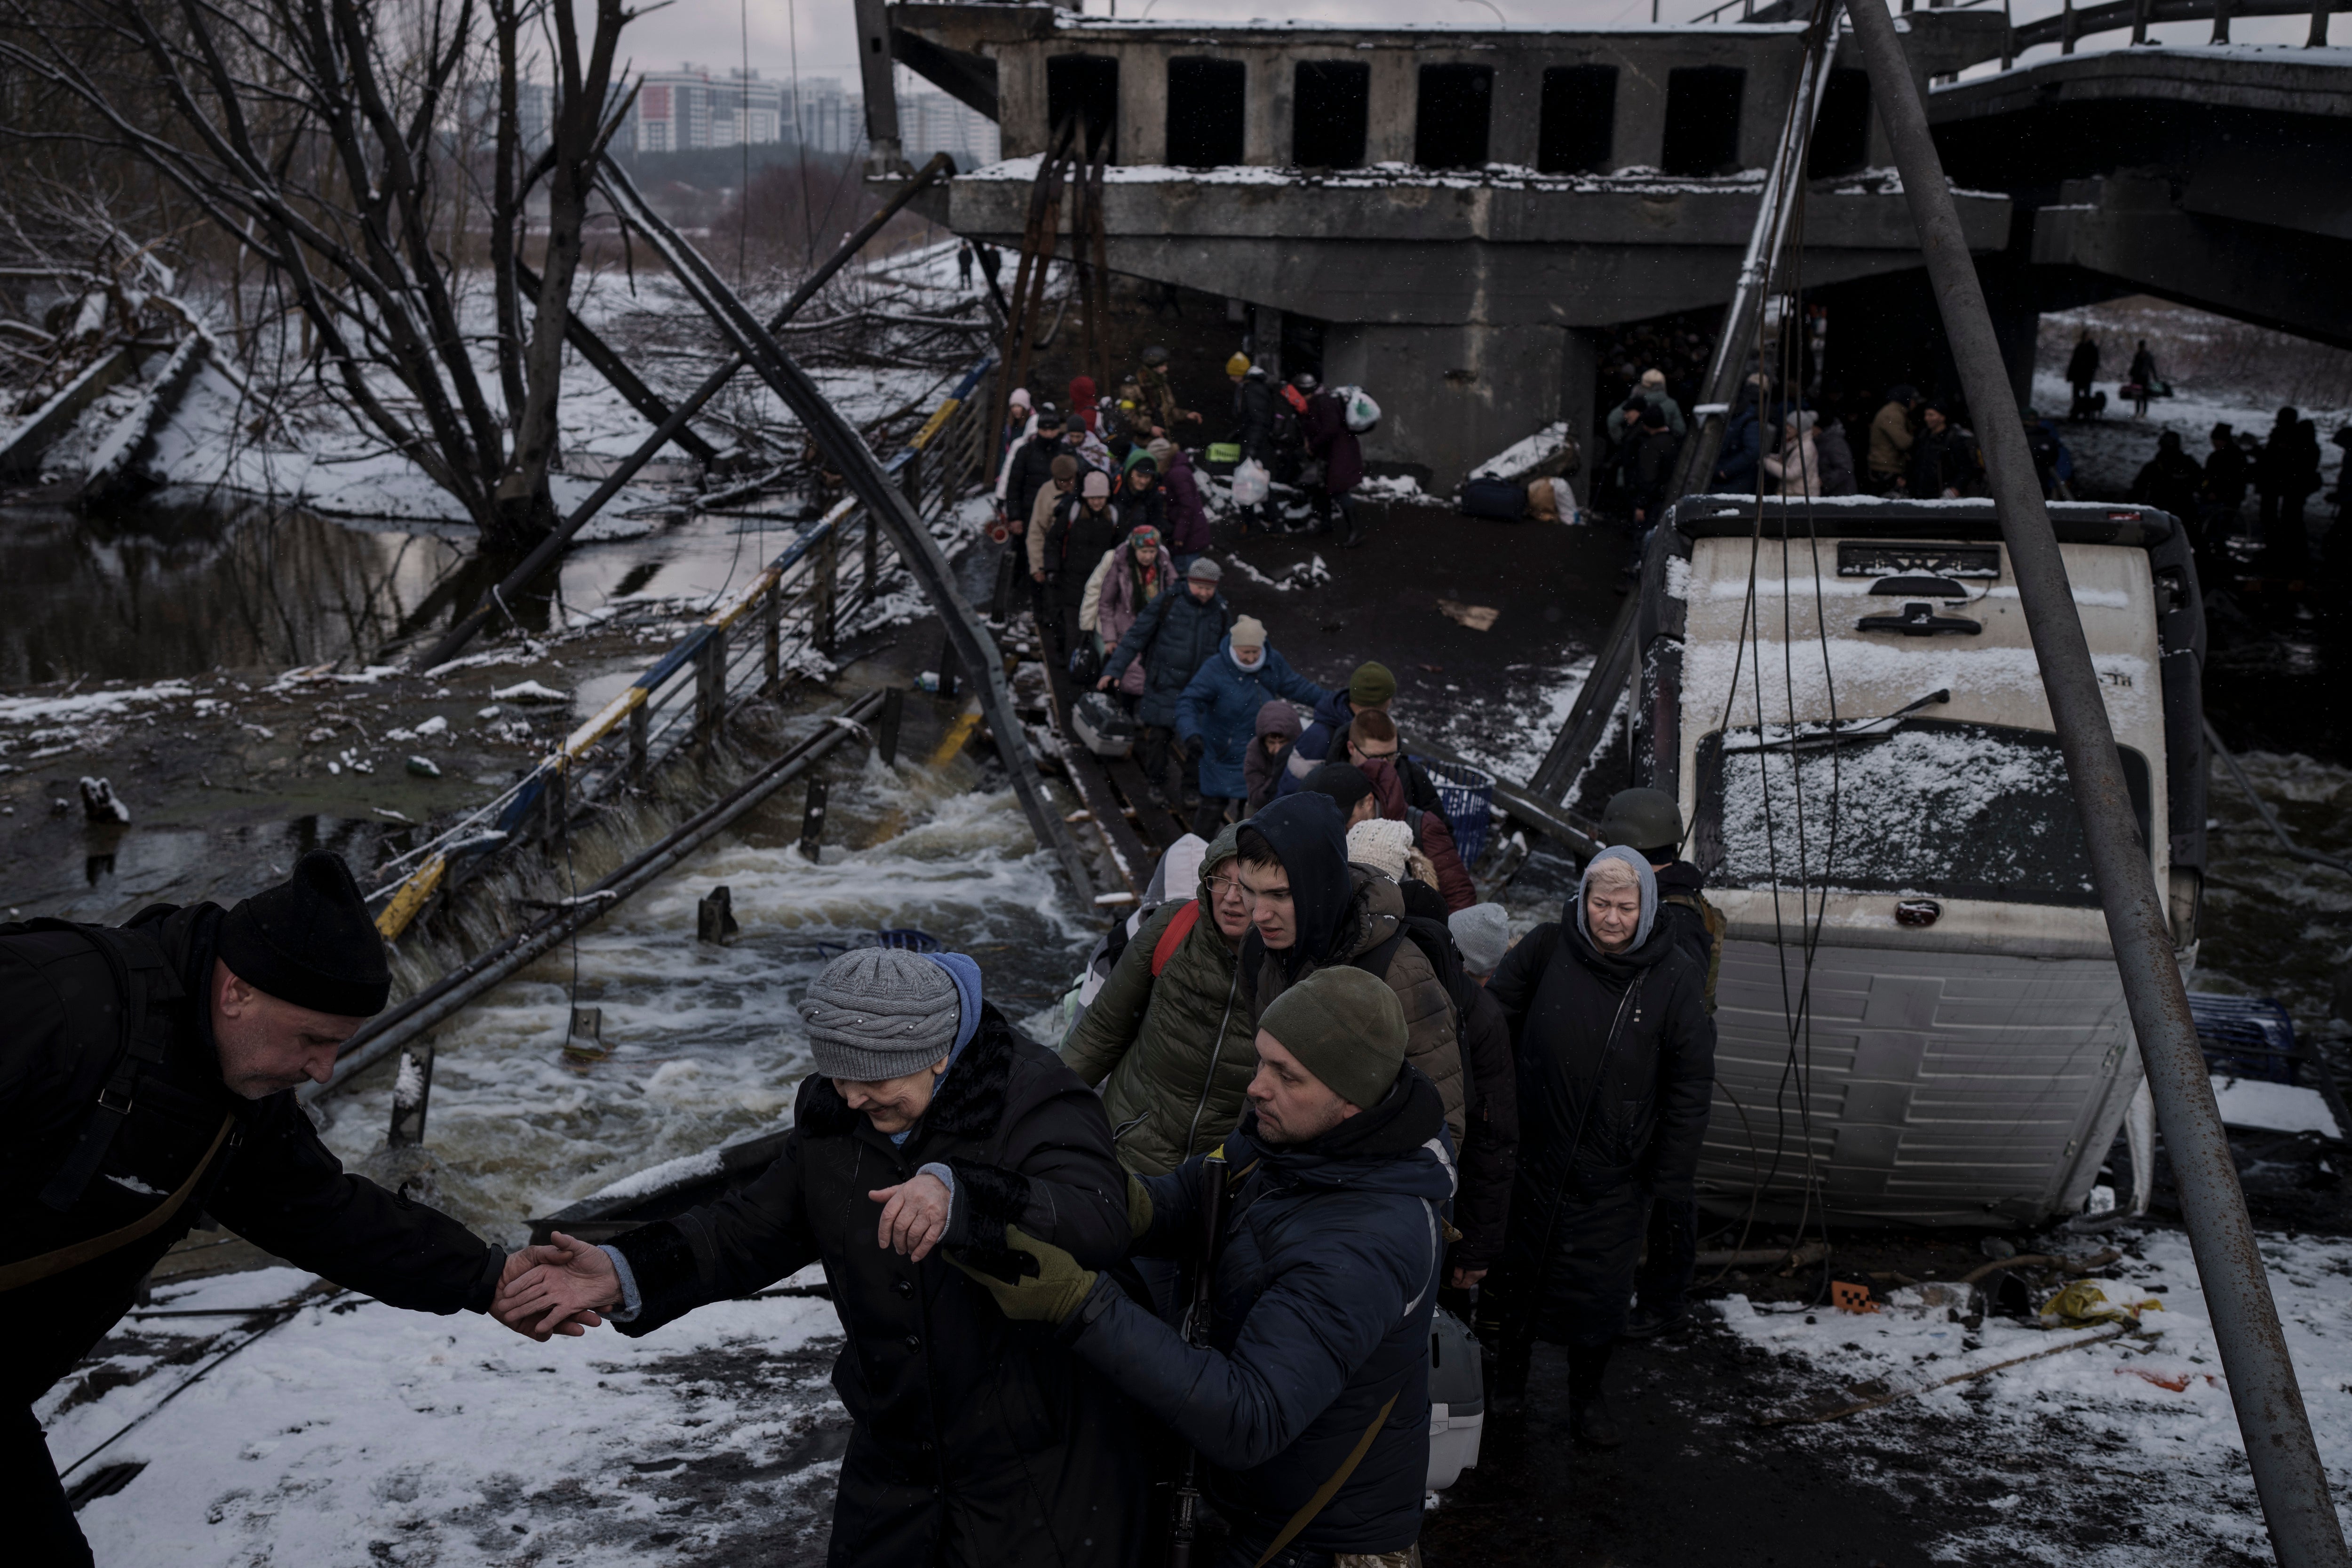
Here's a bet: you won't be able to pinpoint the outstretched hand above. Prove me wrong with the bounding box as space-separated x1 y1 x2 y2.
492 1231 618 1340
868 1172 953 1262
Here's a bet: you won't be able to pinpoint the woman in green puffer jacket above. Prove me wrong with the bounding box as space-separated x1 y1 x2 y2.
1060 827 1258 1176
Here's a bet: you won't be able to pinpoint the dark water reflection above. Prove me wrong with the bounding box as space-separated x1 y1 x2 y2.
0 496 823 685
0 501 472 684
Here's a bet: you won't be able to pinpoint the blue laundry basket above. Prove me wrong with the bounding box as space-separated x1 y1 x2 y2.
1412 756 1496 873
2188 992 2300 1085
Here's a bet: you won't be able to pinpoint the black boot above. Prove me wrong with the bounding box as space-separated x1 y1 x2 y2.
1566 1344 1624 1449
1338 501 1364 549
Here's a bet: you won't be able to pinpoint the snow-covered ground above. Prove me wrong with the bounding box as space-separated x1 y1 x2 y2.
1719 1226 2352 1563
54 1266 850 1566
2027 368 2352 506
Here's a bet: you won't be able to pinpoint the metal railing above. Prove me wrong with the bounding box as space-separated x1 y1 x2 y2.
368 351 998 942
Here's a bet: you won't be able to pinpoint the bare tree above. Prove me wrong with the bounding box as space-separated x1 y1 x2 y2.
0 0 637 551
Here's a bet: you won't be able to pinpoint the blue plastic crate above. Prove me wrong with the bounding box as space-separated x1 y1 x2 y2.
2187 992 2300 1085
1412 755 1496 873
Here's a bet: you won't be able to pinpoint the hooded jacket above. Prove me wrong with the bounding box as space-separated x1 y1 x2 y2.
1175 641 1330 800
1245 700 1303 812
1069 1069 1453 1557
1489 855 1715 1205
1239 795 1465 1143
1060 885 1256 1178
1158 447 1211 554
1083 540 1176 694
610 1007 1145 1566
1045 496 1124 609
0 907 503 1407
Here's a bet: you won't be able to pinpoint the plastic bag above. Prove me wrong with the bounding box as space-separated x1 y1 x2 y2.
1230 457 1270 506
1337 385 1381 433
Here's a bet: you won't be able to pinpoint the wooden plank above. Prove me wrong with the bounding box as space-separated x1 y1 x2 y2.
1102 752 1190 849
1041 658 1151 896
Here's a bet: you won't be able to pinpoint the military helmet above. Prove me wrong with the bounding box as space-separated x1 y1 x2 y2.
1599 787 1684 857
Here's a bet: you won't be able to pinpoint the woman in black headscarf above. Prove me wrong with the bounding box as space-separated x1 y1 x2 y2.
1481 847 1716 1447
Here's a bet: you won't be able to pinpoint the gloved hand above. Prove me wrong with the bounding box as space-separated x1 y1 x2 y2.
1183 734 1203 763
1126 1173 1153 1239
949 1225 1096 1325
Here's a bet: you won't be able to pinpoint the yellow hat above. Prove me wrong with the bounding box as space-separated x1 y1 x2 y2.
1226 352 1251 376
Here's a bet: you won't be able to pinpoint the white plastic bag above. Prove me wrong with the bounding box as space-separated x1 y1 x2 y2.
1229 457 1270 506
1337 385 1381 433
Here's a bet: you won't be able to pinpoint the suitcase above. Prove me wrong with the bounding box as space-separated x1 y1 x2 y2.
1426 1306 1485 1489
1069 690 1137 758
1459 477 1527 519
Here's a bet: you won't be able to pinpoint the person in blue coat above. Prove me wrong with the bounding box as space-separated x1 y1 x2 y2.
1176 615 1330 837
950 965 1454 1566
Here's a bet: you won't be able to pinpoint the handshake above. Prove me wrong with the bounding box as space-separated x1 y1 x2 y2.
489 1231 623 1341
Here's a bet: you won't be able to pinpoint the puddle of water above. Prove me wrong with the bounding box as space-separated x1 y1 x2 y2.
318 749 1092 1244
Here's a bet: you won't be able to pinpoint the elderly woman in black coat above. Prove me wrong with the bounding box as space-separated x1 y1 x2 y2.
1481 847 1716 1448
499 947 1147 1565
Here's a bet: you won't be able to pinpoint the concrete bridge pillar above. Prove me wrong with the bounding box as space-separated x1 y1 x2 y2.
1324 321 1598 491
1613 64 1670 170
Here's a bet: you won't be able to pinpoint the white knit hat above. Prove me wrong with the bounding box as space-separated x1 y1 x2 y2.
1346 818 1414 882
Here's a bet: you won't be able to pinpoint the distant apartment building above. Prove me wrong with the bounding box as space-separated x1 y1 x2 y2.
456 79 553 153
628 67 785 152
617 67 1001 167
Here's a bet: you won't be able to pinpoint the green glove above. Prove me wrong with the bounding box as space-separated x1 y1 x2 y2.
949 1225 1096 1325
1126 1173 1154 1240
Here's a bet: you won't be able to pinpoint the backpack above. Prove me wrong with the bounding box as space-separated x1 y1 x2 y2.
1353 910 1483 1124
1661 889 1725 1014
1152 899 1203 976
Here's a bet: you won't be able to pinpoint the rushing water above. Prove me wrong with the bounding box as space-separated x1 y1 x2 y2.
317 747 1090 1244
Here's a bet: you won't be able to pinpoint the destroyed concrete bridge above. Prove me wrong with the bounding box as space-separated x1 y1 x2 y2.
860 0 2351 485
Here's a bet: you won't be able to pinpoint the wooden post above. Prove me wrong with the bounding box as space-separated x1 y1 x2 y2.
697 628 728 736
543 765 569 846
2060 0 2077 52
900 447 924 518
815 529 840 653
762 582 782 692
387 1039 436 1147
797 780 829 862
696 885 740 944
2312 0 2334 46
863 511 880 607
628 699 649 777
2212 0 2232 42
877 685 906 767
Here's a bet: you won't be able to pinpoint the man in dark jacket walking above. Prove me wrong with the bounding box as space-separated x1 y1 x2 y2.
1 853 541 1567
1103 556 1234 807
2256 405 2324 570
499 947 1147 1567
2065 330 2101 421
955 965 1453 1567
1482 847 1715 1446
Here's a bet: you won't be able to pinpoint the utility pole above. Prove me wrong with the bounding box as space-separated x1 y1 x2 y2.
1843 1 2351 1563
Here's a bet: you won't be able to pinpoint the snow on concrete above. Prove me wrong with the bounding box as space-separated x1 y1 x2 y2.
56 1266 849 1566
1717 1226 2352 1563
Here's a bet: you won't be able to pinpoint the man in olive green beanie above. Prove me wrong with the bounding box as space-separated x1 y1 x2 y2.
1253 966 1408 1140
952 964 1451 1564
1347 661 1398 710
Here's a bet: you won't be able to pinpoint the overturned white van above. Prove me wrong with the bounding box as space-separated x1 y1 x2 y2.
1636 496 2204 1228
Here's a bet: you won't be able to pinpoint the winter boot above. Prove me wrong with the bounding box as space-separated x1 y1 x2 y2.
1566 1344 1624 1449
1620 1300 1690 1340
1338 501 1365 549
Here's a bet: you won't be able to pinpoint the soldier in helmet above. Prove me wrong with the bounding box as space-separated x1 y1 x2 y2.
1598 787 1722 1341
1135 343 1196 438
0 853 564 1562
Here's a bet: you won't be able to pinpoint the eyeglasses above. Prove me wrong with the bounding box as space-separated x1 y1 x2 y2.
1207 872 1244 897
1353 744 1399 761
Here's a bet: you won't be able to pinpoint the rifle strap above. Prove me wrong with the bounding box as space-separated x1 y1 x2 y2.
1 1113 234 1293
1251 1391 1402 1568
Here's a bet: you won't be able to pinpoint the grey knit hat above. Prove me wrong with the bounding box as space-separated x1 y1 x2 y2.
799 947 961 1081
1449 902 1512 978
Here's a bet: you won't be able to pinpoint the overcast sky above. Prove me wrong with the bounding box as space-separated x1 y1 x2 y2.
622 0 2318 88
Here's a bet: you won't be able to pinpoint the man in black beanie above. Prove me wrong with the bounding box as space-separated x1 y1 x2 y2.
0 852 548 1567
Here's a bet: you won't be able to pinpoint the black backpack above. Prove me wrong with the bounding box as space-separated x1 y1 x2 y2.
1353 910 1483 1124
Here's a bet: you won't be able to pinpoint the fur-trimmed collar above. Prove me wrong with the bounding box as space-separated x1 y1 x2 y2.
793 1003 1021 1146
